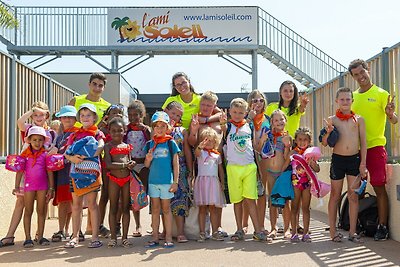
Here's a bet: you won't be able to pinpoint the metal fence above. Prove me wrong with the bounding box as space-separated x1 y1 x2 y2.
0 50 78 158
302 42 400 159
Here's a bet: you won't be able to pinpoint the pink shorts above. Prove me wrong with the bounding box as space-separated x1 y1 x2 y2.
366 146 387 187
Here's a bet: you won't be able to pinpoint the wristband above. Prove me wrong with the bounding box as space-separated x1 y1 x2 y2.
49 187 55 191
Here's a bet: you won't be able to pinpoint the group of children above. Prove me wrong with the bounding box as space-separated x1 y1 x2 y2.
1 85 369 250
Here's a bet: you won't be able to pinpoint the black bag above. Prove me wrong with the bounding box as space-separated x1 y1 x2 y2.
338 191 378 237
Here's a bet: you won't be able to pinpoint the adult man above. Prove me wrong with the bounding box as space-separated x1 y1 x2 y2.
68 72 111 126
349 59 398 241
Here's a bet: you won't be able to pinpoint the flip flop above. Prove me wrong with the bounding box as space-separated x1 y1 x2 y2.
88 240 103 248
0 237 15 247
145 241 159 248
164 241 174 248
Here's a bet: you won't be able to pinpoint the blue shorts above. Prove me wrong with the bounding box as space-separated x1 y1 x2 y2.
148 183 174 199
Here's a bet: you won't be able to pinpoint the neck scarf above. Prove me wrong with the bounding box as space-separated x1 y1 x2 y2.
272 130 287 144
229 119 247 133
252 113 264 131
64 126 80 133
204 148 220 156
293 146 307 155
77 125 98 136
20 146 46 166
128 123 143 131
336 109 356 123
152 135 173 151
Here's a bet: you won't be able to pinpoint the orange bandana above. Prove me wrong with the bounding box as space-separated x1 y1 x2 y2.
152 135 173 151
229 119 247 133
20 146 46 166
252 113 264 131
272 130 287 144
204 148 220 156
64 126 79 133
336 109 356 123
293 146 306 155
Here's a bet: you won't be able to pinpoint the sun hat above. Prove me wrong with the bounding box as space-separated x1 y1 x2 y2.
151 111 170 126
76 103 98 123
55 105 77 118
24 126 50 143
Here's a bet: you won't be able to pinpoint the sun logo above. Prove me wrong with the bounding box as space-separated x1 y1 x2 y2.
111 17 142 40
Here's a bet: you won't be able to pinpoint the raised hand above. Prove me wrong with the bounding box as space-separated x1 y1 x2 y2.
190 114 200 132
299 93 310 109
219 109 228 124
324 117 334 133
248 103 257 120
385 95 396 117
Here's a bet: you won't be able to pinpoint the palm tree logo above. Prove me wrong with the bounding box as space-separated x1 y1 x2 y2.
111 17 129 40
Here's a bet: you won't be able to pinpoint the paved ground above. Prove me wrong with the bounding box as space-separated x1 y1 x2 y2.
0 206 399 267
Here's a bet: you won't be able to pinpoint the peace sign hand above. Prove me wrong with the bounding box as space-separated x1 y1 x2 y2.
219 109 228 124
324 117 334 134
385 95 396 117
248 103 257 121
190 114 200 132
299 93 309 109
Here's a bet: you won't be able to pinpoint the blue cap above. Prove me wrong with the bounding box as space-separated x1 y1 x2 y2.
55 105 77 118
151 111 170 126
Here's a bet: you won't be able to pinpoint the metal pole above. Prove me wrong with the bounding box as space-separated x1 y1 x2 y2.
47 78 53 113
381 47 392 156
312 86 317 146
9 55 17 155
339 72 344 87
252 50 258 90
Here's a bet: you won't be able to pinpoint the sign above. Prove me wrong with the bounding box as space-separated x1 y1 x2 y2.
107 7 258 46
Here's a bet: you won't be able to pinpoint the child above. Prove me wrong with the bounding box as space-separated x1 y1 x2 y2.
51 106 79 242
261 109 292 239
322 87 367 243
164 101 192 243
98 104 125 238
13 126 55 247
64 103 105 249
103 117 135 248
245 89 271 234
194 128 226 242
144 111 179 248
126 100 151 237
287 127 320 242
219 98 266 242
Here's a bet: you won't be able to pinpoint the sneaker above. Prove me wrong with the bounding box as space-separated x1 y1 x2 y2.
211 231 224 241
197 232 206 243
374 224 389 241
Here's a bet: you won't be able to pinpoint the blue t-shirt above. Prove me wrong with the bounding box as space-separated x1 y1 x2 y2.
144 140 180 184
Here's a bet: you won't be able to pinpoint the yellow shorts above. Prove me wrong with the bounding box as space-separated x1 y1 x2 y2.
226 163 258 203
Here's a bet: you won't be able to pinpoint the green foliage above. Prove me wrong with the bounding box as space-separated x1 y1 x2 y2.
0 2 18 29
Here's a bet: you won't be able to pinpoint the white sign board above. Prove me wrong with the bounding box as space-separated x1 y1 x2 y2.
107 7 258 46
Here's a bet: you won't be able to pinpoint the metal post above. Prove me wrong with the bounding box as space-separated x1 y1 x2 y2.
312 86 317 146
339 72 344 87
381 47 392 156
111 51 119 73
47 78 53 113
252 50 257 90
9 55 17 155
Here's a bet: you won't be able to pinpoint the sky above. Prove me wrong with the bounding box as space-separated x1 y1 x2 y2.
1 0 400 95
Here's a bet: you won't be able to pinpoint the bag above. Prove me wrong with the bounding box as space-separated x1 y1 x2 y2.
338 191 378 237
46 154 65 171
130 172 149 211
172 205 210 240
5 155 26 172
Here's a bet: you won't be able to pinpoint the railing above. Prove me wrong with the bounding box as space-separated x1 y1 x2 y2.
0 0 16 44
302 42 400 159
257 8 347 86
0 50 78 158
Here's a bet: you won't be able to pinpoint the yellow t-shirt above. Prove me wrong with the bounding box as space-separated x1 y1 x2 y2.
352 84 389 148
74 94 111 127
265 102 304 138
162 94 201 129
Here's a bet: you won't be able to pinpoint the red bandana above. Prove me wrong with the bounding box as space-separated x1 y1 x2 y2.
152 135 173 151
20 146 46 166
229 119 247 133
336 109 356 123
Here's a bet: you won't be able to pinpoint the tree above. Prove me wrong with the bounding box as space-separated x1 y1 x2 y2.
0 1 18 29
111 17 129 40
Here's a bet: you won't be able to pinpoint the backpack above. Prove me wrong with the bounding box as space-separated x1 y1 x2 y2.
337 191 378 237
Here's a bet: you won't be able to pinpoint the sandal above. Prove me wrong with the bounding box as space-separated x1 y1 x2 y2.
38 237 50 246
108 239 117 248
253 231 268 242
331 232 343 243
99 225 110 238
211 232 224 241
164 241 174 248
71 231 85 242
230 230 245 241
145 240 160 248
267 230 277 240
177 235 189 243
132 231 142 238
290 234 300 243
122 239 133 248
297 226 304 234
52 231 64 242
348 234 363 243
64 239 78 248
0 237 15 247
302 234 312 243
197 232 206 243
23 239 34 248
88 240 103 248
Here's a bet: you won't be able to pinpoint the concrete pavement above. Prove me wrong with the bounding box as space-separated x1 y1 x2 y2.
0 206 399 267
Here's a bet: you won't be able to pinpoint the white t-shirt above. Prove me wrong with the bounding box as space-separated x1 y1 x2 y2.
197 150 221 177
226 123 254 165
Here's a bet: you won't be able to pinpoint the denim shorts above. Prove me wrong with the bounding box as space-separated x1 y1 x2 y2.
148 183 174 199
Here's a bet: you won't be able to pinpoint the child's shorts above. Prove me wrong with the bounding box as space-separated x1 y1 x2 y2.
148 183 174 199
226 163 258 203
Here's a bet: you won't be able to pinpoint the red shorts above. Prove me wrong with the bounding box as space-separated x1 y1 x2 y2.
366 146 387 187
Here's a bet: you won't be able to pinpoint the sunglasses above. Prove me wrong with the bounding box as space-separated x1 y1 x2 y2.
252 98 265 104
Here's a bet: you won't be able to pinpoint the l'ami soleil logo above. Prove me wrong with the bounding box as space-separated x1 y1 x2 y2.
111 10 206 42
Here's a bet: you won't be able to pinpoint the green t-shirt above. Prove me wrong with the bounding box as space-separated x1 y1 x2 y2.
265 102 304 138
162 94 201 129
